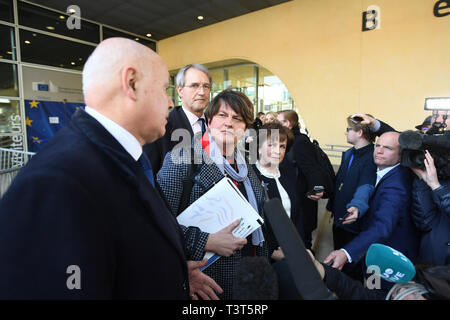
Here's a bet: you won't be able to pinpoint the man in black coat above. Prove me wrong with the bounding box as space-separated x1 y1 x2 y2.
0 38 219 299
143 64 212 175
278 110 327 250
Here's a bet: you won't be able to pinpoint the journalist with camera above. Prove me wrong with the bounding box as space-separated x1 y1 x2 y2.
399 109 450 266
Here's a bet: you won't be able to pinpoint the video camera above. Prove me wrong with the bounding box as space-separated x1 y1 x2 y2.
399 98 450 180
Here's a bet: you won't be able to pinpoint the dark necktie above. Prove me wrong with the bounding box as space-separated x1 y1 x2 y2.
139 152 155 187
198 118 206 136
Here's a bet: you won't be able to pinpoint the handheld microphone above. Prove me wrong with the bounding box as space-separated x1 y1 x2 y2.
365 243 416 284
232 257 278 300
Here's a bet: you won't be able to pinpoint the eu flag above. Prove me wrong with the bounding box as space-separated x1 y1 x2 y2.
25 99 85 152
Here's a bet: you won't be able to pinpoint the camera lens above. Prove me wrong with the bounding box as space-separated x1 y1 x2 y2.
410 151 425 168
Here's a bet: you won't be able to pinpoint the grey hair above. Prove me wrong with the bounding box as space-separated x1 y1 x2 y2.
385 283 429 300
175 64 212 87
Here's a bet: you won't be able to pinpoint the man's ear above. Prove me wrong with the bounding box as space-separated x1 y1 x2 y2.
176 86 184 99
356 129 364 138
121 67 138 101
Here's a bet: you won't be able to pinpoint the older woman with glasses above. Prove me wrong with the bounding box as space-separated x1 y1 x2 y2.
157 89 270 300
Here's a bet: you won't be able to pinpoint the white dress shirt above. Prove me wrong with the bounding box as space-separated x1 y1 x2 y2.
85 106 142 161
376 163 400 186
181 106 206 136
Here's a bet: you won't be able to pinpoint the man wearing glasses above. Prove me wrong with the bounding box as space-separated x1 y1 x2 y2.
144 64 212 174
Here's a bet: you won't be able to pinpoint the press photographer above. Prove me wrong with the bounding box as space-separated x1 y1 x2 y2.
399 106 450 266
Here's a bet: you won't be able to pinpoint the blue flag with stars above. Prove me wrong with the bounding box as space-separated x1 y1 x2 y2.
25 99 85 152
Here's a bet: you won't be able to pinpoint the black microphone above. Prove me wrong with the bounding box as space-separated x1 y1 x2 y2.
263 198 336 300
232 256 278 300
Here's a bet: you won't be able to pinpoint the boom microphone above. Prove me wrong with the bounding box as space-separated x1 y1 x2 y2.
365 244 416 284
264 198 336 299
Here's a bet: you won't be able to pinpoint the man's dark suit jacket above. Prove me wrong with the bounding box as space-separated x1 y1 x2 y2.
143 105 194 176
344 165 419 264
0 109 189 299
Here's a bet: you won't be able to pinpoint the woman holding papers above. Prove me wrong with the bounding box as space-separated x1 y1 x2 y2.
252 122 305 261
157 89 270 300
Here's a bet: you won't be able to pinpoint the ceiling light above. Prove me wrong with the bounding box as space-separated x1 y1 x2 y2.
135 37 140 41
197 15 204 20
146 33 152 37
6 51 12 55
24 40 31 44
78 58 83 61
32 33 37 37
46 26 55 30
70 62 75 65
59 15 65 19
68 8 76 14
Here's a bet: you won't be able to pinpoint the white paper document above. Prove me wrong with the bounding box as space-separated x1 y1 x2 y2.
177 177 264 269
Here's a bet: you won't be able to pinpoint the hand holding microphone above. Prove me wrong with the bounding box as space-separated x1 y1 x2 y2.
365 243 416 284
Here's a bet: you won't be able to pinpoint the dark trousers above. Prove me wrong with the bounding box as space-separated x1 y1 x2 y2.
302 198 318 250
332 225 364 282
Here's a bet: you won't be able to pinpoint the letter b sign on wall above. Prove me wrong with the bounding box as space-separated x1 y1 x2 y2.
362 5 381 31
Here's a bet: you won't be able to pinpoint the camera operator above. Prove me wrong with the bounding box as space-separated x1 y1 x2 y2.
408 111 450 266
411 149 450 266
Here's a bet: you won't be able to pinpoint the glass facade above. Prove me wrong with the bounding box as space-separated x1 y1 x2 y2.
171 63 295 117
0 24 16 61
18 1 100 43
0 99 20 133
258 66 294 112
19 29 95 70
0 0 14 23
0 62 18 96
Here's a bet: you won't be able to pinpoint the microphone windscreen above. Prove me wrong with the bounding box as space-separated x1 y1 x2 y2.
365 243 416 283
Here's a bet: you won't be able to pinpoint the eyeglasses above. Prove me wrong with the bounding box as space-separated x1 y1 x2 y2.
346 127 353 132
184 83 211 91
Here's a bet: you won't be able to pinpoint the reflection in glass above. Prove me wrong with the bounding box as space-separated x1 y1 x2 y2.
0 25 16 61
210 69 224 96
18 1 100 43
227 65 256 104
167 75 176 105
258 66 294 112
0 0 14 23
0 99 20 134
20 30 95 70
0 62 19 96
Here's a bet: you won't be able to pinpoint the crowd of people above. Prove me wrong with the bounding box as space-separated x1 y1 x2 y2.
0 37 448 300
